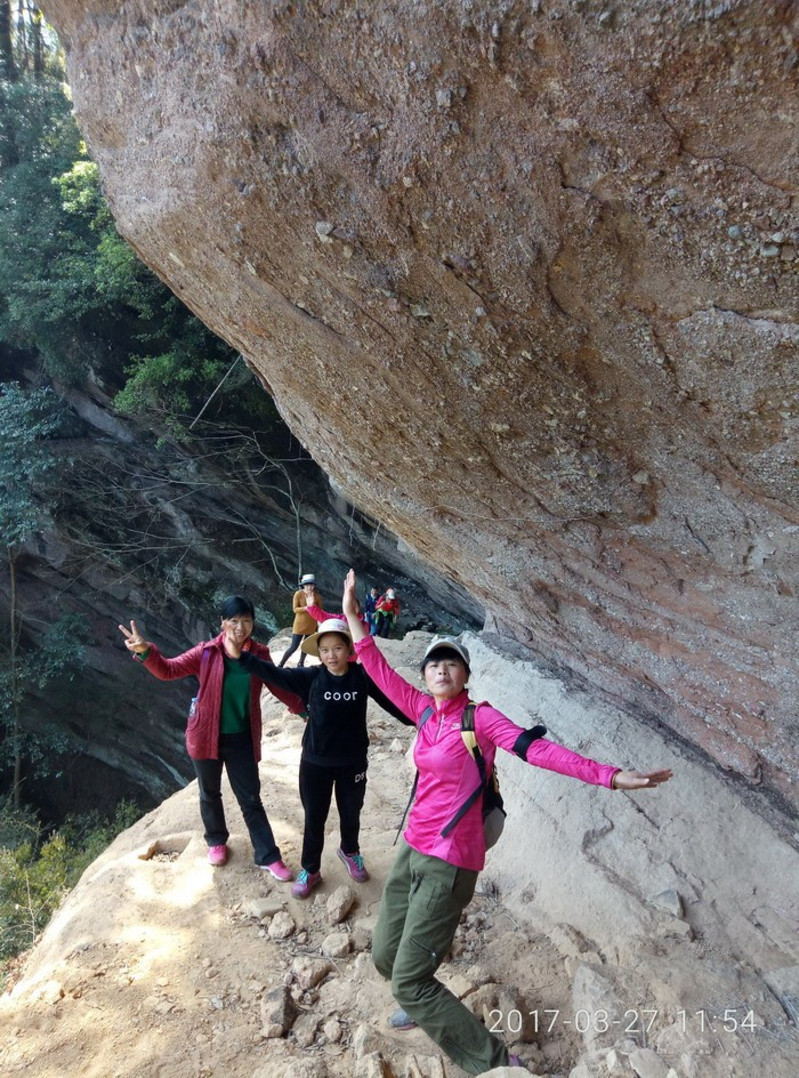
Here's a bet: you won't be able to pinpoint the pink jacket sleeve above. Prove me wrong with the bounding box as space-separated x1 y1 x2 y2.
475 703 618 787
308 604 370 629
353 635 428 724
305 603 330 623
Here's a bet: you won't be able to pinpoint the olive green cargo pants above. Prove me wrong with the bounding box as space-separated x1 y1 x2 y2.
372 841 511 1075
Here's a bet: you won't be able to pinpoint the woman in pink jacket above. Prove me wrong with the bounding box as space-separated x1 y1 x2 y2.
119 596 304 876
341 570 672 1075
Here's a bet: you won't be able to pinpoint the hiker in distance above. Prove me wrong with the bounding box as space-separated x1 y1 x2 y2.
118 597 304 877
279 572 323 667
226 617 412 899
341 568 673 1076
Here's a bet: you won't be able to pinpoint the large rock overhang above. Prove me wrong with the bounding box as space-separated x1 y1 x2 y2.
41 1 798 816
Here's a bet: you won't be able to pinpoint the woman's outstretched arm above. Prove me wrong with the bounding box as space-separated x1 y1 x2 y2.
117 619 202 679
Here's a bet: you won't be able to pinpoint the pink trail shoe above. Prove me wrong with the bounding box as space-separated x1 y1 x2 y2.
260 859 293 881
291 869 322 898
207 844 228 866
337 847 369 883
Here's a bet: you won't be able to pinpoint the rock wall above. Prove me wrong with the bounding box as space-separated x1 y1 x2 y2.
467 632 798 974
40 1 799 818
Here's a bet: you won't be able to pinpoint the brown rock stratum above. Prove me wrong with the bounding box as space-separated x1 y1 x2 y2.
42 1 798 816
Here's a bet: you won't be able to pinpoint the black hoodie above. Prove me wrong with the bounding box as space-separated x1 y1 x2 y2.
237 653 412 767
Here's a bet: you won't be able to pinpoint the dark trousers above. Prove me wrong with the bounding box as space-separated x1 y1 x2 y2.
373 841 508 1075
298 758 367 873
192 732 280 866
279 633 307 666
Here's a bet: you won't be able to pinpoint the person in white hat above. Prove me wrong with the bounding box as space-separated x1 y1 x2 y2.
279 573 323 668
340 568 673 1075
228 618 411 899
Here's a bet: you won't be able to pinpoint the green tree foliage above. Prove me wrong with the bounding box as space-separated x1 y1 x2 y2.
0 797 140 976
0 60 279 434
0 381 61 546
0 611 88 776
0 383 87 805
0 76 90 372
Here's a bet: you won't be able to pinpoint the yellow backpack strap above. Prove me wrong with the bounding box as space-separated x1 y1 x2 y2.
460 701 479 757
441 702 488 838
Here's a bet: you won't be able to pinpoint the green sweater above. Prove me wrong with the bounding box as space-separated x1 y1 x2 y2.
219 654 251 734
139 648 251 735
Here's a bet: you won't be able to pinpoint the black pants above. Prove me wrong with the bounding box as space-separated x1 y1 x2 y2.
192 732 281 866
299 758 368 873
279 632 307 666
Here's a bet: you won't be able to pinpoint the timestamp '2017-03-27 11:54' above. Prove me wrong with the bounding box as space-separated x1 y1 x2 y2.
487 1008 757 1038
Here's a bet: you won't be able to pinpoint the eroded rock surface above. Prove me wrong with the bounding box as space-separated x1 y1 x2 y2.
41 1 799 815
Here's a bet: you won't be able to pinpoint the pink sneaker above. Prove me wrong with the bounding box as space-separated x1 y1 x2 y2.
337 847 369 882
260 859 292 881
207 844 228 866
291 869 322 898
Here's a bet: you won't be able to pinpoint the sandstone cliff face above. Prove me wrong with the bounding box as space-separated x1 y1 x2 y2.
41 1 798 816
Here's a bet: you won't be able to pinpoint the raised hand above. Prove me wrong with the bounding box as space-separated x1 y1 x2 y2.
118 619 148 655
342 569 368 643
342 568 359 616
613 768 673 791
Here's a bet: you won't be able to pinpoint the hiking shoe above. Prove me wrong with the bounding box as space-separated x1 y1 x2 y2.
388 1007 417 1031
207 844 228 866
259 858 292 881
337 847 369 883
291 869 322 898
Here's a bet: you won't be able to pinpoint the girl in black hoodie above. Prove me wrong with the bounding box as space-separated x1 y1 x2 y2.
233 617 410 897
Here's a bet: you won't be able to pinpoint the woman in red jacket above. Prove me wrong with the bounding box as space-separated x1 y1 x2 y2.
118 596 303 876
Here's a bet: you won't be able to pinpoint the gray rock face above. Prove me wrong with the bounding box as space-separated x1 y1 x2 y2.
40 1 799 815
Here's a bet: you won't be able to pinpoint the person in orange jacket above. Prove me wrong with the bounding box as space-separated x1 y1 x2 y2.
279 572 323 667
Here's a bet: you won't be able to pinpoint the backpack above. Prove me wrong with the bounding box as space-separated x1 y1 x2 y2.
439 703 506 848
395 700 547 850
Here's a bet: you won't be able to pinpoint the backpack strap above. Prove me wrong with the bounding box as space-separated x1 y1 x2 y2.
440 702 487 838
394 703 435 845
195 643 212 687
458 701 480 757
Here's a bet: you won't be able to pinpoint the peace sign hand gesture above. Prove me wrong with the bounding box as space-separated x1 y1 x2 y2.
118 619 148 655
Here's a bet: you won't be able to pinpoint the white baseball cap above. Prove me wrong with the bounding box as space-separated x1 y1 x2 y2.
420 635 471 673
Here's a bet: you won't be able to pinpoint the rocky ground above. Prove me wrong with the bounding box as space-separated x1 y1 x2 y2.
1 632 797 1078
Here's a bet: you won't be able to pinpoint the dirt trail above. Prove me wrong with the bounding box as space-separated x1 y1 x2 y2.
0 634 576 1077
